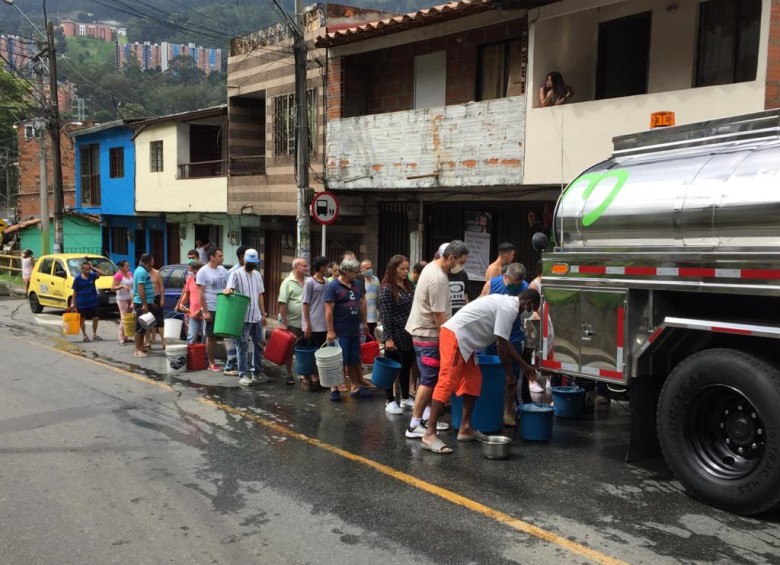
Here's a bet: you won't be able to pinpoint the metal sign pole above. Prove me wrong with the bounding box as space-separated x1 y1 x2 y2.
321 223 326 256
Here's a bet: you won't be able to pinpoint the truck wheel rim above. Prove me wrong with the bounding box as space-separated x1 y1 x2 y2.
687 385 765 480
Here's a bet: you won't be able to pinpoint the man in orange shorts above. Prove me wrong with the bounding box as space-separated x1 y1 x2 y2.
421 289 540 454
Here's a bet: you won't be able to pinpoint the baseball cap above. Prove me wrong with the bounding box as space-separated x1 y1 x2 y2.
244 248 260 263
434 242 449 260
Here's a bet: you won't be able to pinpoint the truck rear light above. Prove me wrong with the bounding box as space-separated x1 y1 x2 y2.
551 264 569 275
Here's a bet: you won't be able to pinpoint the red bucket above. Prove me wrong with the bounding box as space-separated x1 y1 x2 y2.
265 329 296 366
360 335 380 365
187 343 207 371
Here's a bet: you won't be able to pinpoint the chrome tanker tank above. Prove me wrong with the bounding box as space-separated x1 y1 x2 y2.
554 112 780 251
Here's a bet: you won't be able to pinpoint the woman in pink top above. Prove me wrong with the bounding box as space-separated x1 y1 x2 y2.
112 260 134 344
176 261 204 344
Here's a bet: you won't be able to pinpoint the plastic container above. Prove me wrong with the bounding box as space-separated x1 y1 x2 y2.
518 403 554 441
138 311 156 330
163 313 184 342
122 312 136 336
370 356 402 389
165 344 188 374
551 386 585 418
265 328 296 366
294 337 318 376
187 343 207 371
360 335 380 365
450 355 505 434
315 341 344 387
62 312 80 335
213 293 250 338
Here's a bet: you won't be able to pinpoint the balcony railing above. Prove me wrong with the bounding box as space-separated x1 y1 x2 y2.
229 155 266 176
178 159 227 179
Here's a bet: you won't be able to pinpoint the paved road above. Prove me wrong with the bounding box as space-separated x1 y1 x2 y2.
1 296 780 564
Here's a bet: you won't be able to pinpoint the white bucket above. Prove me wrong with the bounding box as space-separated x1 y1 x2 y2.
138 311 157 329
165 344 189 374
164 317 183 342
315 341 344 387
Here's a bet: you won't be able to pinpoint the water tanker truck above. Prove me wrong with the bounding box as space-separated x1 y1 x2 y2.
533 110 780 515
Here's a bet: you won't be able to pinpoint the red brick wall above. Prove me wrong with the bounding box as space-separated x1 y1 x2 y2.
766 0 780 108
327 56 344 120
338 19 526 117
17 127 77 219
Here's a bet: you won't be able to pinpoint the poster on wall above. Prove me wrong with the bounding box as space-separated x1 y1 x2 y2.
463 211 491 281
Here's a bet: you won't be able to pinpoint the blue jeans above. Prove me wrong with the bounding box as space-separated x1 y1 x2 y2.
224 338 237 370
187 317 204 345
237 323 265 377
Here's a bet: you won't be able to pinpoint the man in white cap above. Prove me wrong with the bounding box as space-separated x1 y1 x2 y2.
224 248 267 386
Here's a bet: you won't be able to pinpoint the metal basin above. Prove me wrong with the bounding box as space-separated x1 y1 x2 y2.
481 435 513 460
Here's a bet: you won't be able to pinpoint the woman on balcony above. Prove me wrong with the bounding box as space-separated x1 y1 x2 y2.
539 71 575 107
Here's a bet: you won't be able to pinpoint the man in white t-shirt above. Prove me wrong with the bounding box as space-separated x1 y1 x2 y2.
404 240 469 440
421 289 540 454
196 247 228 371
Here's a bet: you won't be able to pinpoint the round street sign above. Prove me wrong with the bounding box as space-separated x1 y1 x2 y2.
311 191 340 225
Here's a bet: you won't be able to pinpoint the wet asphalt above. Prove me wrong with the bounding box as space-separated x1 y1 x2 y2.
2 295 780 565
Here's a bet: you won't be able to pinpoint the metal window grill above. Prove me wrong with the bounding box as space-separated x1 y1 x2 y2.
272 90 316 157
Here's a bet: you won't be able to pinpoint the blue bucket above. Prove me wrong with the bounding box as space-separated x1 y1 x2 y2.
518 403 554 441
551 386 584 418
294 345 318 375
370 357 402 389
451 355 505 433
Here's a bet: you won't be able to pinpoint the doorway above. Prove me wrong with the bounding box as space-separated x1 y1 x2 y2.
264 231 282 318
150 229 164 268
166 223 180 264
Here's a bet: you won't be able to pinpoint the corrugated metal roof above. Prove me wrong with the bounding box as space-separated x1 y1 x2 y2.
316 0 497 48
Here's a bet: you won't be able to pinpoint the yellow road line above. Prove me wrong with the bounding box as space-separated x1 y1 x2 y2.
2 333 175 392
201 396 629 565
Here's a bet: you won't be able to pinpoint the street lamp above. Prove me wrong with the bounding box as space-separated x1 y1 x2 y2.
3 0 64 254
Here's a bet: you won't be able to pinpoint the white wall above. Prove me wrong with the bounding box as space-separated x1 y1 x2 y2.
523 82 766 185
326 96 525 190
135 124 227 213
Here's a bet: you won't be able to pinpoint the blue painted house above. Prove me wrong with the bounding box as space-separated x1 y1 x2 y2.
70 120 170 267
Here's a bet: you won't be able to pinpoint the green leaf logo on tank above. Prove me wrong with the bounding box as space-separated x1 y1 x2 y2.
562 168 629 227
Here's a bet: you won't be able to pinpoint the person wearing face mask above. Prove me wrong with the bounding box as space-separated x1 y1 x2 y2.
224 248 267 386
481 262 532 425
360 259 380 337
420 289 540 454
445 246 470 316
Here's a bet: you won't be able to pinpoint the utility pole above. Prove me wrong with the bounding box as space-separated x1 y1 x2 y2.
39 131 50 255
46 21 63 254
294 0 310 263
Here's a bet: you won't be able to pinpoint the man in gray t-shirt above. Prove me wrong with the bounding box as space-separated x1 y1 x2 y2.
196 247 228 371
300 256 330 390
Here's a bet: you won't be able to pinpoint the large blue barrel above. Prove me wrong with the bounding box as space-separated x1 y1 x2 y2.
450 355 505 434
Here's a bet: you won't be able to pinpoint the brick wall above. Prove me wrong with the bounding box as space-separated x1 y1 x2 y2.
766 0 780 108
337 19 526 117
17 127 77 219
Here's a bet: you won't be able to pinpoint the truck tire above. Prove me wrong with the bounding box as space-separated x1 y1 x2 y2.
657 348 780 515
29 292 43 313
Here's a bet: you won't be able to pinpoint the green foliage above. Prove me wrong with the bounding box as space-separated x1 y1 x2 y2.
64 37 115 66
0 68 31 140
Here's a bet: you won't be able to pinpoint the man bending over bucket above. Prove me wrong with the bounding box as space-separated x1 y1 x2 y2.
421 289 540 454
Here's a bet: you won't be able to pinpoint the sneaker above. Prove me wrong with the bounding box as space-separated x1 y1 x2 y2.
223 369 239 377
529 380 545 393
208 364 221 372
238 375 253 386
422 419 451 432
329 390 341 402
405 423 426 439
400 398 415 410
250 373 265 384
385 401 403 415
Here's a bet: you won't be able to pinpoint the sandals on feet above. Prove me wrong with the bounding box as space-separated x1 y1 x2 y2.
421 437 453 454
457 431 488 442
82 336 90 342
92 335 103 341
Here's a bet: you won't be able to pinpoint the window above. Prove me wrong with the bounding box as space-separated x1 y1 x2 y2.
165 267 187 290
477 38 525 101
111 226 128 255
596 12 652 100
80 143 101 206
39 258 54 275
150 140 164 172
109 147 124 178
272 90 316 157
695 0 760 87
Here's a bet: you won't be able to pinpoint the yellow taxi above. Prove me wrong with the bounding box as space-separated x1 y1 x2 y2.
28 254 119 313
